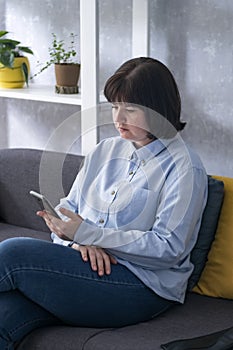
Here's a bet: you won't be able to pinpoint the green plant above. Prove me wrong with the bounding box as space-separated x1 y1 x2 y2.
0 30 33 86
33 32 78 78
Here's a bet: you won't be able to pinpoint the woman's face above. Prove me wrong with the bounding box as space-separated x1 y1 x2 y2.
112 103 152 147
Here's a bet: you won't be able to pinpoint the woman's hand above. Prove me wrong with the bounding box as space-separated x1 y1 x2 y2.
72 244 117 276
37 208 117 275
37 207 83 241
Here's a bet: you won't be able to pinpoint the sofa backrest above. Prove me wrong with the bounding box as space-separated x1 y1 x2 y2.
0 148 84 232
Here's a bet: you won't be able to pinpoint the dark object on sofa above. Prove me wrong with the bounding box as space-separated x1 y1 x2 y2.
0 148 232 350
187 176 224 290
161 326 233 350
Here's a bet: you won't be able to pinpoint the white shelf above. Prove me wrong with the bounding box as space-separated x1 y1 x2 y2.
0 1 149 155
0 84 82 105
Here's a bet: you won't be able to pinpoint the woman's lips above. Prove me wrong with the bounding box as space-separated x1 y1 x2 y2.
119 127 129 132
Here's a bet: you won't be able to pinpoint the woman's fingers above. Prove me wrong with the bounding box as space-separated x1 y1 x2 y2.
77 245 117 276
37 210 80 241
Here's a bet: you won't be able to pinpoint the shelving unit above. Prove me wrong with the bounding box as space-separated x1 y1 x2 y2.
0 85 82 105
0 0 149 155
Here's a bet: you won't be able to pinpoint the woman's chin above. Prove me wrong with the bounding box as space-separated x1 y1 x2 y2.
118 130 131 138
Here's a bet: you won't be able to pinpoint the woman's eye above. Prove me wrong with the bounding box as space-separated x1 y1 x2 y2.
126 108 136 113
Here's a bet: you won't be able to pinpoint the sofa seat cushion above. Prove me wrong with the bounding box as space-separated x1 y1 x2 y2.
16 294 233 350
0 222 51 243
16 326 109 350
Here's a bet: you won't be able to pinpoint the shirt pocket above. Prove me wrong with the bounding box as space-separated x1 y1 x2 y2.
110 183 160 231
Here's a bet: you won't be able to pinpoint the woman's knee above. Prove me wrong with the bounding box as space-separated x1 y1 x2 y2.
0 237 23 256
0 237 39 266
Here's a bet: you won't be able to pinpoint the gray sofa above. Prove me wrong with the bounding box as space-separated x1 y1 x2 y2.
0 148 232 350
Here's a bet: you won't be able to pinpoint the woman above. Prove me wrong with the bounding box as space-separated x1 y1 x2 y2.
0 57 208 348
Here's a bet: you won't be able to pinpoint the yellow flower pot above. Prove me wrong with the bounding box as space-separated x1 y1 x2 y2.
0 57 30 88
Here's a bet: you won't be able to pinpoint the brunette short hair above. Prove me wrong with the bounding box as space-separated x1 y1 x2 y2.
104 57 186 137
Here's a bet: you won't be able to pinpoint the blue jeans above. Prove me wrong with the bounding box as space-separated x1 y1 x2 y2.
0 237 173 349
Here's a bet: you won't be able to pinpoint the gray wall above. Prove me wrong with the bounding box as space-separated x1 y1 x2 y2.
0 0 232 176
149 0 233 177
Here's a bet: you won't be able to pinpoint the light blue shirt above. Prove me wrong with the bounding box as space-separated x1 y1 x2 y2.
52 135 208 303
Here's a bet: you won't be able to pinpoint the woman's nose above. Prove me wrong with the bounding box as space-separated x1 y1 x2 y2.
113 107 126 124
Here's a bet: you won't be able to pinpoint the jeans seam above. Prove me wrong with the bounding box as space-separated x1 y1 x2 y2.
9 316 54 336
1 266 146 287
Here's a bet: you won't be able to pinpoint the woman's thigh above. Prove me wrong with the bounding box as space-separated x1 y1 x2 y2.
0 237 172 328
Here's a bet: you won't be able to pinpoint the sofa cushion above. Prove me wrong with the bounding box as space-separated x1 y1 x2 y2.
81 294 233 350
0 148 83 231
193 176 233 299
15 294 233 350
17 326 108 350
187 176 224 290
0 222 51 242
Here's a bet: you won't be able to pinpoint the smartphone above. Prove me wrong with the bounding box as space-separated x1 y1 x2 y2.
29 190 61 219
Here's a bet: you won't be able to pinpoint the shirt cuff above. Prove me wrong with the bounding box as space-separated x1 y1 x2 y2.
74 219 102 246
51 232 72 246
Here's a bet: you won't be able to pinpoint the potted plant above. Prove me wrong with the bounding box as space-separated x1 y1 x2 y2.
0 30 33 88
34 32 80 94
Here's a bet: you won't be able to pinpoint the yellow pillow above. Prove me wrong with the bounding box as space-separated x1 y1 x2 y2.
193 176 233 299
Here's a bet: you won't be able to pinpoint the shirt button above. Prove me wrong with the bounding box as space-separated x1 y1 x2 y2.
99 219 104 224
129 171 133 175
141 160 146 166
111 190 116 195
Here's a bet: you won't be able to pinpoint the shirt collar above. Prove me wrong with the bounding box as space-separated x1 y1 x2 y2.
128 138 174 164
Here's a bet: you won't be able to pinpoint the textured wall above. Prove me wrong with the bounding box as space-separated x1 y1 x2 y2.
0 0 232 176
5 99 81 152
99 0 132 91
0 99 7 148
0 0 6 152
149 0 233 176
